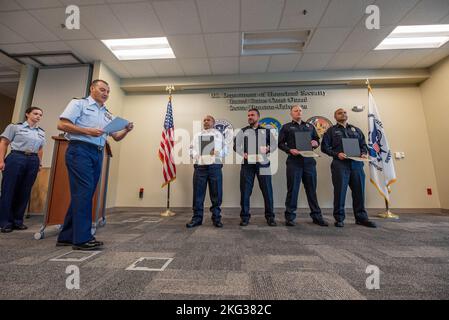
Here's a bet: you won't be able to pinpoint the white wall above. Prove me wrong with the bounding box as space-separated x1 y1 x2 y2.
420 57 449 210
31 66 90 167
111 86 441 209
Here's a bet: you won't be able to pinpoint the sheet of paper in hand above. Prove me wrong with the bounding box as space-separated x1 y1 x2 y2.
103 117 129 134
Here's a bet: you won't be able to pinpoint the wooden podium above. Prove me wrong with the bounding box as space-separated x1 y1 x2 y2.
34 136 112 240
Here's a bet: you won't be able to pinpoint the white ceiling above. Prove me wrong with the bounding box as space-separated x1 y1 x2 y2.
0 0 448 82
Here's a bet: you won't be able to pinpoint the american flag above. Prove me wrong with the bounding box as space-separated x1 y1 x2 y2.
158 96 176 187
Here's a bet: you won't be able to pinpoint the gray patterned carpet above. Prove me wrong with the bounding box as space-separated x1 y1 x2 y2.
1 209 448 300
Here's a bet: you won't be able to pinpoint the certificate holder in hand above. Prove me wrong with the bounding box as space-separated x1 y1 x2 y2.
199 135 215 165
103 117 130 134
294 131 319 158
342 138 370 162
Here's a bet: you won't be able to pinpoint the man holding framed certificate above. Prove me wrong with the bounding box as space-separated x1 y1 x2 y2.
233 108 277 227
321 108 377 228
187 115 227 228
278 105 328 227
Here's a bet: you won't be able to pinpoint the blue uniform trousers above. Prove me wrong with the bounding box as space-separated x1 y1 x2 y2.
240 164 274 222
0 152 39 228
57 142 103 245
192 164 223 223
284 159 322 222
331 159 369 222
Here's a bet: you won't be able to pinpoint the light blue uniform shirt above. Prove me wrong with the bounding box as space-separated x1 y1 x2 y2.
60 96 114 147
1 122 46 153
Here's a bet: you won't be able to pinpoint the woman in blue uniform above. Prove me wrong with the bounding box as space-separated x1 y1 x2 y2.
0 107 45 233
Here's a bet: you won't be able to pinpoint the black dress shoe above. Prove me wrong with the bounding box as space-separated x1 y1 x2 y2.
285 220 296 226
72 240 103 251
1 227 13 233
56 240 72 247
266 219 277 227
213 221 223 228
334 221 344 228
13 224 28 230
186 220 202 228
312 218 329 227
239 220 249 226
356 220 377 228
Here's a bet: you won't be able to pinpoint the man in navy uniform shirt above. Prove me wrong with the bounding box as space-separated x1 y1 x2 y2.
278 105 328 227
321 108 376 228
56 79 134 250
234 108 277 227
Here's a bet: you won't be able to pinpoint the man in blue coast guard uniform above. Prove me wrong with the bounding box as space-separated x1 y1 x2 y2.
233 108 277 227
0 107 45 233
187 115 227 228
321 108 376 228
56 79 134 250
278 105 328 227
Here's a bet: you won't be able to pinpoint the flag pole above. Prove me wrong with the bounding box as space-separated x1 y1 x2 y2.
366 79 399 220
161 85 176 217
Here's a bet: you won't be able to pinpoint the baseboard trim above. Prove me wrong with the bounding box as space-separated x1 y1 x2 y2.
106 207 446 215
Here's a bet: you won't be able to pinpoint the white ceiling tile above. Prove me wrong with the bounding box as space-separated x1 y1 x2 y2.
239 55 270 73
414 47 449 68
210 57 239 74
15 0 64 9
110 2 165 37
373 0 420 25
383 49 435 68
29 7 96 40
196 0 239 33
121 60 157 77
79 5 128 39
400 0 449 25
354 50 400 69
325 51 366 69
295 52 333 71
304 27 352 53
439 13 449 23
0 11 59 42
0 43 39 54
319 0 375 28
241 0 285 31
339 24 394 52
33 41 71 51
179 58 211 75
0 52 22 71
167 35 207 58
150 59 184 76
280 0 330 29
66 39 118 62
0 0 22 11
204 32 240 57
0 24 27 44
267 54 301 72
152 0 202 35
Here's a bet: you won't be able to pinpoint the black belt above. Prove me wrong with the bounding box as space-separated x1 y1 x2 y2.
69 140 104 151
11 150 38 156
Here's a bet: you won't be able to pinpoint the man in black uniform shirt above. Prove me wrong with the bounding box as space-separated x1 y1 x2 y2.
278 105 328 227
321 108 377 228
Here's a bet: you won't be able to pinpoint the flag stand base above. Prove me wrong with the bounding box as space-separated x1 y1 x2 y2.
377 210 399 219
161 209 175 217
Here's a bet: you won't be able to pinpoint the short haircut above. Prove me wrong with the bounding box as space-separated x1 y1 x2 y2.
248 108 260 117
290 104 302 111
334 108 345 116
24 106 43 120
91 79 109 87
205 115 215 124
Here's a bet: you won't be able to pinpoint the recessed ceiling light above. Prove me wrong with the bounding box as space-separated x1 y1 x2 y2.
375 24 449 50
101 37 175 60
242 30 311 55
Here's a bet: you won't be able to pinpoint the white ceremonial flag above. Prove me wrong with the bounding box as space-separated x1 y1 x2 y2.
368 85 397 203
